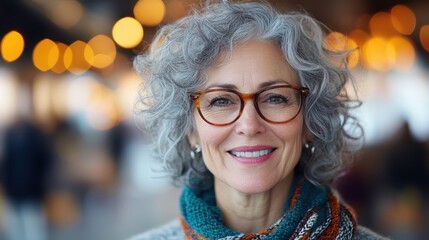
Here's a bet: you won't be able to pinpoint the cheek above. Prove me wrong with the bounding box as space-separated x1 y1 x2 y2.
193 118 233 174
276 119 306 161
194 117 229 150
283 126 304 144
277 116 305 143
274 121 306 173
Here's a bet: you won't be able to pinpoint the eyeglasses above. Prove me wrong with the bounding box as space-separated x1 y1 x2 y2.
190 85 310 126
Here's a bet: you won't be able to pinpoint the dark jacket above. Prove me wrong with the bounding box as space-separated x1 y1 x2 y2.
0 121 53 202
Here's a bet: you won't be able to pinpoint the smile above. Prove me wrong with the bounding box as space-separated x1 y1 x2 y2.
229 149 275 158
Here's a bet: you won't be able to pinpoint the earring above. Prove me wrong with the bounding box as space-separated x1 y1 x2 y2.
190 144 202 160
304 143 315 154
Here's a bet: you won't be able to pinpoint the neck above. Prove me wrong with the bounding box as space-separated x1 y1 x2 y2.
214 175 293 234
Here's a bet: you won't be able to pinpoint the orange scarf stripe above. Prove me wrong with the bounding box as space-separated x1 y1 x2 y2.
289 178 305 211
302 232 310 240
318 192 340 239
242 234 258 240
256 226 276 236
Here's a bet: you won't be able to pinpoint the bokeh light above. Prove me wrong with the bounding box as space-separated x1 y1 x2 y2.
363 37 390 72
387 36 415 71
64 40 93 74
112 17 144 49
369 12 397 37
324 32 360 68
133 0 166 27
1 30 25 62
362 36 416 72
348 29 370 48
420 25 429 52
51 42 69 74
390 4 416 36
33 39 59 72
48 0 84 29
85 35 117 69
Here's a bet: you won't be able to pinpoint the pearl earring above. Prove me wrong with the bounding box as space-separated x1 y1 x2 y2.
190 144 202 160
304 143 315 154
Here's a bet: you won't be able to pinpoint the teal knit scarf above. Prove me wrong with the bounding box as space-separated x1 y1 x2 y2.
179 176 357 239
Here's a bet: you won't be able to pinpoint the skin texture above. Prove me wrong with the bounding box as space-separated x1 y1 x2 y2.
188 40 309 233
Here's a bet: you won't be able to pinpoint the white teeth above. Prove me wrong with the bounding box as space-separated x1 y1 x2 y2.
230 149 271 158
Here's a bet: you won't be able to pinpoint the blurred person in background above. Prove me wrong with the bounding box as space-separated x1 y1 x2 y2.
335 122 429 240
377 122 429 239
129 1 387 239
0 86 54 240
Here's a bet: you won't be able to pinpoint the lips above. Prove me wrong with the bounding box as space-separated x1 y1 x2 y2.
227 145 276 164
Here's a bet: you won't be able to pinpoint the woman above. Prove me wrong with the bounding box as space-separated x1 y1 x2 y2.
130 1 386 239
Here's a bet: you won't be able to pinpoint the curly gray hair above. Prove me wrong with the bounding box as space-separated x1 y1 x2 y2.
134 0 362 189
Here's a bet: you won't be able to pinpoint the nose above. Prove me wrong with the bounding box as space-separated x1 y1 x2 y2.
233 101 266 136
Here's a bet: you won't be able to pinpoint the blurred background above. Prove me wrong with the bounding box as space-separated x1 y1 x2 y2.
0 0 428 239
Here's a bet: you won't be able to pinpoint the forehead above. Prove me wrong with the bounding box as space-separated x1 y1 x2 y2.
205 40 298 89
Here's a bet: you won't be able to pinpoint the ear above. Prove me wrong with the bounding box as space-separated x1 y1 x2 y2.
187 127 200 146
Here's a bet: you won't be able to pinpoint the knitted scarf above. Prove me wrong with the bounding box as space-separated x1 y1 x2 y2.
179 176 357 240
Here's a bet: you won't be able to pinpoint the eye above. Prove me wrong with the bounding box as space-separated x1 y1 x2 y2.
208 96 235 107
263 94 289 104
200 91 240 110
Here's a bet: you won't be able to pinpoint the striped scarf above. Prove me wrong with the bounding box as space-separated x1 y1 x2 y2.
179 176 357 240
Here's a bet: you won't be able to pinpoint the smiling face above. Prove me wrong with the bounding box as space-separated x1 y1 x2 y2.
189 40 307 194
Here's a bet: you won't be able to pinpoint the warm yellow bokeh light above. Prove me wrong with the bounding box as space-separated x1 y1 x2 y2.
133 0 166 27
325 32 348 51
369 12 397 37
324 32 359 69
363 37 390 72
363 36 415 72
348 29 370 47
1 31 25 62
85 35 117 69
112 17 144 49
33 39 59 72
391 4 416 35
420 25 429 52
64 40 93 74
51 42 68 74
387 36 415 71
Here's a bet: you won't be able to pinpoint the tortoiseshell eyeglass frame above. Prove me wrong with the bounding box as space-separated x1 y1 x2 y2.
189 84 310 126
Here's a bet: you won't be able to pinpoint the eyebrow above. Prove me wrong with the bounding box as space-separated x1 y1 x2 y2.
205 79 293 90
